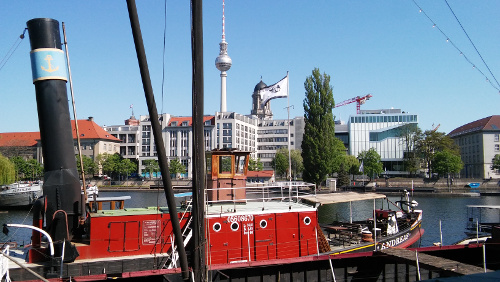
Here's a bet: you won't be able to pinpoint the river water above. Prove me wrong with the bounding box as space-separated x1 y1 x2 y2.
0 191 499 248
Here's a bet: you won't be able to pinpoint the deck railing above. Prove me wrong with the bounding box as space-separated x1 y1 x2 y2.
205 181 316 212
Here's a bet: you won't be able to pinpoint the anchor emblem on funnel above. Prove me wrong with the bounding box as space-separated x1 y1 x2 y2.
41 54 59 73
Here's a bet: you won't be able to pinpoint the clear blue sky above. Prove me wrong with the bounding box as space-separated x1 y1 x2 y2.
1 1 499 134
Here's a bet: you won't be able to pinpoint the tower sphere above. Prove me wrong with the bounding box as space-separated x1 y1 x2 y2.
215 52 232 72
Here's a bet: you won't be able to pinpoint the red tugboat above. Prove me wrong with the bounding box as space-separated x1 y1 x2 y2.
4 3 422 281
25 148 422 265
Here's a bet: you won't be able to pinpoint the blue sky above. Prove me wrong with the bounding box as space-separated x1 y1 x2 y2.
0 1 499 134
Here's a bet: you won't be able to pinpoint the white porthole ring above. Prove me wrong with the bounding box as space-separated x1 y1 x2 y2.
260 219 268 229
230 222 239 231
213 222 221 232
303 216 311 225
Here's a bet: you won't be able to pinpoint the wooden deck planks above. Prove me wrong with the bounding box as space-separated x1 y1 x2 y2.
380 248 489 276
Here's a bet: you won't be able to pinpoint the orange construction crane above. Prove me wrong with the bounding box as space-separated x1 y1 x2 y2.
334 94 372 114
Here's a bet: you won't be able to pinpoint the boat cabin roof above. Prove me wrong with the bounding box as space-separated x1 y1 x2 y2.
467 205 500 209
300 192 386 206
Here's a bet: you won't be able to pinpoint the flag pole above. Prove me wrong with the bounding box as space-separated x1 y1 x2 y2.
286 71 292 201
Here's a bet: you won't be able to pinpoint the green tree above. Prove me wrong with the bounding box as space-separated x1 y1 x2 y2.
0 153 15 185
116 158 137 181
358 148 383 180
273 148 304 179
143 159 160 179
329 138 348 174
397 124 423 176
337 162 350 187
344 154 361 176
273 148 289 178
10 156 26 180
24 159 43 180
97 153 123 179
432 150 463 177
290 149 304 179
492 154 500 171
169 158 186 179
248 157 263 171
301 68 336 187
76 155 97 177
416 130 458 178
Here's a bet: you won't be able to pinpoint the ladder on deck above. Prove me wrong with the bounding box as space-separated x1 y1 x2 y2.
167 200 193 269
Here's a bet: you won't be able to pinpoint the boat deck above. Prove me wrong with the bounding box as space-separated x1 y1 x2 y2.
206 199 315 216
300 192 386 206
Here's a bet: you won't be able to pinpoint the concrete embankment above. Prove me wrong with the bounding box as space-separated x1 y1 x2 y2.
93 177 500 195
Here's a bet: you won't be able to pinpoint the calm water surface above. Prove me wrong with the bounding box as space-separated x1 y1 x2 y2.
0 191 498 248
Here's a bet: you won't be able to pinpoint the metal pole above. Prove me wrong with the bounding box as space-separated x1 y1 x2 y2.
190 0 207 280
373 199 377 250
476 221 479 244
416 250 421 281
125 1 189 280
328 257 337 282
62 22 87 224
483 243 487 272
439 220 443 247
2 252 50 282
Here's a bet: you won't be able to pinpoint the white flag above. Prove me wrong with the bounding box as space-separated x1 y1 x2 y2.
260 75 288 107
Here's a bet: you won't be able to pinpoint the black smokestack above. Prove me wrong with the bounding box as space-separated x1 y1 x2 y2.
27 18 82 245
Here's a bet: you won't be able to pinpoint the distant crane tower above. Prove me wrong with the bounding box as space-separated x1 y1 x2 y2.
334 94 373 114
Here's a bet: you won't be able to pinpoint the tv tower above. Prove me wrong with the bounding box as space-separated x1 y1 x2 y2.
215 0 232 112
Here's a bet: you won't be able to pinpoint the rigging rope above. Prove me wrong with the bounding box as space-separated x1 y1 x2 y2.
411 0 500 93
0 29 27 73
444 0 500 89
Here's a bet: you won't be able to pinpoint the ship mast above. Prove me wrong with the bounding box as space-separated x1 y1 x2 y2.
191 0 207 280
125 1 189 280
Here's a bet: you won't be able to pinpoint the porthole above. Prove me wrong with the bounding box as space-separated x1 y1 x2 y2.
213 222 221 232
260 219 267 229
303 216 311 225
230 222 239 231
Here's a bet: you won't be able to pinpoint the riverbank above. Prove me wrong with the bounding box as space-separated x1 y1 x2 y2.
95 177 500 195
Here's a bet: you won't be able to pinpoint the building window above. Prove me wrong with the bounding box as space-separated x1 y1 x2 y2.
495 134 499 142
495 144 499 152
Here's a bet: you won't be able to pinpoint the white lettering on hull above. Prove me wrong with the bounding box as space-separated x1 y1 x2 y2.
379 232 411 250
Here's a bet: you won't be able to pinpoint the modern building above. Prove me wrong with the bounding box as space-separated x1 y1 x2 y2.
348 109 418 176
334 120 349 151
164 116 216 178
215 112 258 158
105 114 216 178
448 115 500 179
257 117 304 170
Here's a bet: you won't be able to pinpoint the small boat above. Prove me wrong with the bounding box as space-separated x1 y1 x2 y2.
307 190 423 254
85 184 98 198
0 181 43 208
453 204 500 245
466 182 480 188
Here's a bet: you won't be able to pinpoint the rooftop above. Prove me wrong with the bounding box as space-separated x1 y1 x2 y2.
0 118 120 147
168 116 215 127
448 115 500 137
